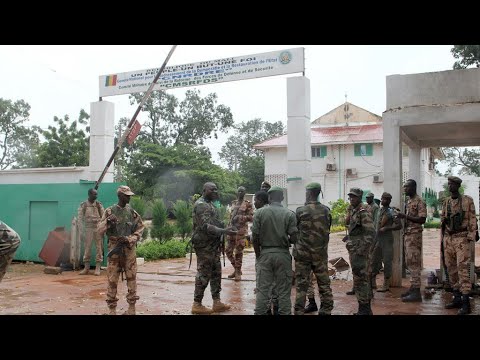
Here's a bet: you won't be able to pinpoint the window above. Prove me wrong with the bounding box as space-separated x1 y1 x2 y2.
311 146 327 158
354 143 373 156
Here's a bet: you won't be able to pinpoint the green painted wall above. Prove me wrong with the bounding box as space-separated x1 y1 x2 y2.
0 182 123 264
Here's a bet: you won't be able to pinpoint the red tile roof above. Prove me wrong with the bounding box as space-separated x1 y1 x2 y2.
254 124 383 149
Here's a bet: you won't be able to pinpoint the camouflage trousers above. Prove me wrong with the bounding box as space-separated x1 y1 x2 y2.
0 250 16 283
307 272 316 299
194 248 222 303
82 225 103 263
226 233 246 271
444 232 472 294
255 249 292 315
106 240 139 308
294 252 333 314
346 238 372 304
404 233 422 288
371 236 394 279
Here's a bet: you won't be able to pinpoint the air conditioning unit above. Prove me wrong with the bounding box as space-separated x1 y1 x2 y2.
326 163 336 171
346 168 357 177
373 174 384 183
428 163 434 171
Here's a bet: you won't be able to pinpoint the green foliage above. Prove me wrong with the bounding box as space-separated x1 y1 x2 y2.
173 200 193 240
441 147 480 177
150 223 175 243
136 239 189 260
216 205 229 226
150 199 175 242
130 196 147 218
424 221 441 229
142 227 149 240
330 225 346 233
36 110 90 167
328 199 349 226
451 45 480 69
0 98 40 169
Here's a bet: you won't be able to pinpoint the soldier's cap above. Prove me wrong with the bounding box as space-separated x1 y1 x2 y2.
306 182 322 191
381 192 392 199
261 181 271 188
447 176 462 185
366 192 374 198
267 186 283 194
348 187 363 198
117 185 135 196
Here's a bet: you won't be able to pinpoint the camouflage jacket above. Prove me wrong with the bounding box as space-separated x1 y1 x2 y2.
405 194 427 234
377 206 402 241
441 195 477 241
97 204 144 244
0 220 21 256
78 200 104 227
192 197 224 250
365 202 380 230
228 199 253 235
346 203 375 255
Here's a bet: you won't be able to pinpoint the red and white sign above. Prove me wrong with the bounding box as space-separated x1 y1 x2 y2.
127 120 142 145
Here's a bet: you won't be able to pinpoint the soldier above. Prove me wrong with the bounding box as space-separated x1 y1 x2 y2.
191 182 237 315
304 273 319 313
345 187 375 315
294 182 333 315
252 186 298 315
260 181 271 193
226 186 253 282
441 176 477 315
97 185 144 315
395 179 426 302
0 220 21 283
77 188 105 276
365 192 380 291
373 192 402 292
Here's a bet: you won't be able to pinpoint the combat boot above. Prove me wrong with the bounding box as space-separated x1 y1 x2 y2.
402 287 422 302
401 285 414 298
234 268 242 282
354 301 372 315
304 298 318 313
94 262 101 276
458 294 471 315
212 299 231 312
445 290 462 309
272 303 279 315
346 288 355 295
122 304 136 315
79 264 89 275
227 270 236 279
191 301 213 315
377 277 390 292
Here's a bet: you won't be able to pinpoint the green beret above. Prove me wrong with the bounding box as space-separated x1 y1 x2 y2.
366 192 374 198
306 182 322 190
447 176 462 185
268 186 284 194
348 187 363 198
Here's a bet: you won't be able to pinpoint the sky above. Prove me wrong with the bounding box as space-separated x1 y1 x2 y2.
0 45 457 168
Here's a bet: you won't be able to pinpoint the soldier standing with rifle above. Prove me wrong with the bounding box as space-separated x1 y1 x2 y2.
191 182 237 315
441 176 477 315
97 185 144 315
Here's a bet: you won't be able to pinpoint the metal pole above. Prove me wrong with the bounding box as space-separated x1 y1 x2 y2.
94 45 177 190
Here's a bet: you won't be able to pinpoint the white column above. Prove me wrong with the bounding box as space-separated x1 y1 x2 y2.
88 101 115 183
383 117 403 287
286 76 311 211
408 147 421 186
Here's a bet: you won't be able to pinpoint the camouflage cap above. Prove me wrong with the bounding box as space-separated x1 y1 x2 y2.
447 176 462 185
306 182 322 190
381 192 392 199
117 185 135 196
267 186 284 194
348 187 363 198
366 192 374 198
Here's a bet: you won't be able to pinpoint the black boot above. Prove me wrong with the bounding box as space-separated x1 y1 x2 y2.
401 286 414 298
354 301 372 315
346 288 355 295
458 294 471 315
304 298 318 313
445 290 462 309
402 287 422 302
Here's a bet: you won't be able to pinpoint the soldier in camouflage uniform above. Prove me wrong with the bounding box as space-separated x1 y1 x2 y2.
0 220 21 283
294 182 333 315
365 192 380 291
441 176 477 315
395 179 426 302
97 186 144 315
191 182 237 315
345 187 375 315
304 272 318 313
77 188 105 276
226 186 253 281
252 186 298 315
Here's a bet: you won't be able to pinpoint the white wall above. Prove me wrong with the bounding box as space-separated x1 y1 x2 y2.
0 167 89 184
433 175 480 216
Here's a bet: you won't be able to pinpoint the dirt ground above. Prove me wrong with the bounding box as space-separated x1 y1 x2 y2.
1 228 480 315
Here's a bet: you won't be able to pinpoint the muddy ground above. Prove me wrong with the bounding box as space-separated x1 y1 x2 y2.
1 228 480 315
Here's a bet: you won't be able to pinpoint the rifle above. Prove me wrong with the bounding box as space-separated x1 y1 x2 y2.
220 233 225 267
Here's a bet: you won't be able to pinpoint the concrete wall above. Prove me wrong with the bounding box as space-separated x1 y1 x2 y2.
433 175 480 216
0 167 88 184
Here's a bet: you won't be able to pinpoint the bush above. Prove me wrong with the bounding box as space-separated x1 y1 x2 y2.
173 200 193 241
130 196 147 218
424 221 441 229
150 199 175 242
136 240 189 260
142 227 149 241
150 223 176 243
329 199 349 226
330 225 346 233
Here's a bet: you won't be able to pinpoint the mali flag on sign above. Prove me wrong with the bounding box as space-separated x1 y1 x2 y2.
105 75 117 87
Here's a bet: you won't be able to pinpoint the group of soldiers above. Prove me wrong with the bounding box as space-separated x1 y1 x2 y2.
0 175 477 315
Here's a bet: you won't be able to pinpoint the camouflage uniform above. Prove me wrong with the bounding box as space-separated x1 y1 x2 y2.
365 201 380 231
404 194 427 288
226 199 253 276
192 196 225 304
294 199 333 315
78 199 105 264
0 220 21 283
346 199 375 308
441 194 477 295
306 272 316 299
98 203 144 309
252 187 298 315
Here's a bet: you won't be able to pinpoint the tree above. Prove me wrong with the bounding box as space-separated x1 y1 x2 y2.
35 110 90 167
0 98 40 169
451 45 480 69
441 147 480 177
129 89 234 146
